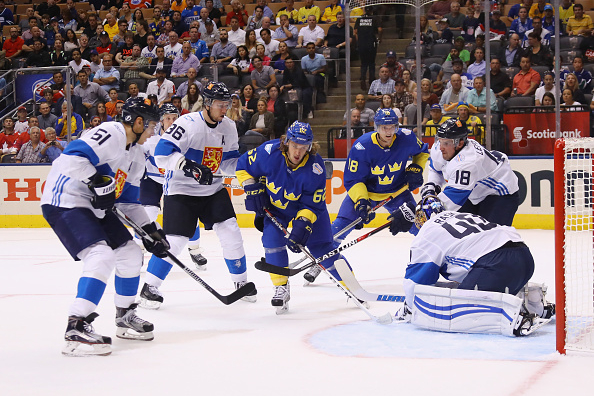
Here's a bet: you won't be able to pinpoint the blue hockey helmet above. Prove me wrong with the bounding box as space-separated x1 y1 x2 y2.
374 108 399 126
436 118 468 142
122 97 160 127
415 194 445 229
159 103 180 119
285 121 314 149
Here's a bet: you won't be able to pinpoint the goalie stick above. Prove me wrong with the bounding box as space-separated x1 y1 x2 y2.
262 209 392 324
112 208 256 305
256 222 391 276
333 259 405 303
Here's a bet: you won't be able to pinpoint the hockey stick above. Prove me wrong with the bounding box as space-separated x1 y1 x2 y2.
333 260 405 303
262 209 392 324
112 208 256 305
256 222 391 276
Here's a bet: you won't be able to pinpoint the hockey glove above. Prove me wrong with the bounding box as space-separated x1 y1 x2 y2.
286 218 313 253
178 158 213 185
420 182 441 199
388 201 416 235
405 163 424 191
355 199 375 225
88 174 116 210
395 302 412 322
244 182 268 217
141 222 170 258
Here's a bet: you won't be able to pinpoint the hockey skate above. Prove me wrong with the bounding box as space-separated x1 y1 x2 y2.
189 248 207 271
139 283 163 310
303 264 322 285
62 313 112 357
115 303 154 341
235 281 258 303
271 283 290 315
513 311 552 337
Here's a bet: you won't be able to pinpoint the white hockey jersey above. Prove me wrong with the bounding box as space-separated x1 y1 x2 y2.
40 122 148 220
143 134 165 184
154 111 241 197
402 211 524 305
427 139 519 211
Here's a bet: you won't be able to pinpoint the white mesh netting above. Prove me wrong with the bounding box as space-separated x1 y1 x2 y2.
346 0 437 9
563 138 594 352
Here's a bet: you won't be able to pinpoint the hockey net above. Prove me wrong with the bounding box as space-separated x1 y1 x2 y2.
555 138 594 354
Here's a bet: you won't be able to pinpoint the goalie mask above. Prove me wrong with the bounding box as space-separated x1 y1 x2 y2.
415 194 445 229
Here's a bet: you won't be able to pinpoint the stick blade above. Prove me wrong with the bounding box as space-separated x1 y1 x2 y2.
376 312 394 325
255 259 297 276
220 282 257 305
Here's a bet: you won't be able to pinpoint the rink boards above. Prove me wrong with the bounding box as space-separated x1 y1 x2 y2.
0 157 554 229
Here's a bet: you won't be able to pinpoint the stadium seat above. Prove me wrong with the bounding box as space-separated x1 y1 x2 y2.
431 43 453 58
559 50 583 65
559 36 584 50
238 132 267 154
532 65 551 80
218 75 240 90
503 96 535 110
171 77 187 89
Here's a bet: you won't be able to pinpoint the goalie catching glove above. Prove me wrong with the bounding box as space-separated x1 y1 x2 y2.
388 201 416 235
420 182 441 199
404 163 424 191
141 222 170 258
177 158 213 185
287 218 312 253
88 174 116 210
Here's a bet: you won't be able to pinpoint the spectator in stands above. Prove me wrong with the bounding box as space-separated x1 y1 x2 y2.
171 95 189 115
228 46 251 76
23 18 44 42
339 108 366 139
96 31 113 59
55 102 84 139
523 15 551 48
161 0 174 20
181 0 201 28
297 15 324 48
228 0 249 28
127 82 146 100
355 7 381 91
181 83 203 112
367 66 395 101
563 72 587 105
103 13 119 41
508 0 533 19
482 9 507 40
420 78 439 108
13 108 29 135
38 101 58 130
114 101 125 122
69 49 91 75
15 127 45 164
271 41 294 72
228 17 246 48
298 0 321 24
38 127 66 163
171 0 186 13
381 50 404 81
172 10 189 37
94 54 120 91
144 45 174 78
392 79 413 116
184 27 207 64
26 40 52 68
227 93 250 136
202 18 220 49
164 31 183 60
510 7 533 40
41 88 61 116
204 0 221 27
467 47 486 79
343 93 375 126
498 33 522 68
121 44 150 79
177 68 201 98
561 88 582 109
249 44 271 71
541 6 555 35
61 10 78 33
0 118 19 156
64 28 80 52
301 41 327 103
49 39 68 67
95 101 112 123
0 0 13 28
440 73 470 115
436 51 465 84
274 14 298 48
489 58 512 100
210 28 237 64
444 1 464 31
19 8 36 32
402 90 429 128
379 94 402 120
461 5 480 43
3 26 24 68
525 31 553 69
240 84 258 116
512 55 541 97
529 0 549 19
171 41 200 77
73 69 110 119
417 15 435 45
251 55 277 90
561 57 592 91
425 104 450 136
435 18 453 44
559 0 574 24
23 26 48 53
247 6 264 31
427 0 452 20
402 69 416 93
259 28 280 57
254 0 274 21
245 29 259 58
78 34 92 61
157 20 173 46
146 68 175 106
105 88 120 117
266 85 287 138
457 102 483 143
466 75 497 114
538 92 555 109
277 0 298 25
281 57 313 118
534 71 556 105
84 13 99 39
119 2 133 25
248 98 274 140
321 0 342 24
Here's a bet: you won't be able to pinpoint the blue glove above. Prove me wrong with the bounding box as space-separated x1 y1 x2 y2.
244 182 268 217
141 222 170 258
388 201 416 235
178 159 213 185
354 199 375 224
287 218 313 253
420 182 442 199
88 174 116 210
405 163 424 191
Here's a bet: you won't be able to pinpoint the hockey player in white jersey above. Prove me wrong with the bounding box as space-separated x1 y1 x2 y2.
140 81 257 308
392 195 554 336
40 98 168 356
420 118 519 226
139 103 208 271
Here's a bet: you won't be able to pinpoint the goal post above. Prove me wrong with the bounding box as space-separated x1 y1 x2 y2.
554 138 594 354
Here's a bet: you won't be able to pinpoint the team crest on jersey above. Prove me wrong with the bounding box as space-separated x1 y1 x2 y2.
354 142 365 150
265 143 273 154
158 167 166 175
312 163 323 175
114 169 128 198
202 146 223 172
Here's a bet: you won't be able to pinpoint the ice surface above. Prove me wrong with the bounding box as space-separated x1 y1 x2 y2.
1 227 592 395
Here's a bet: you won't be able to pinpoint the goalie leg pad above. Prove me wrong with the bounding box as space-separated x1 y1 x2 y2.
411 285 523 337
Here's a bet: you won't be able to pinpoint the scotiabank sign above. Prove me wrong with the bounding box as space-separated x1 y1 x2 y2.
504 111 590 155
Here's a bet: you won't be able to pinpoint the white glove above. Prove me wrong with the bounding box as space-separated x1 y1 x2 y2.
395 302 412 322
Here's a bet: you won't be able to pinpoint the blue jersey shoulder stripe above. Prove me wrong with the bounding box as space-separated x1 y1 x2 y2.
154 139 182 157
223 149 240 160
63 140 100 166
118 184 140 204
405 261 440 285
442 185 472 205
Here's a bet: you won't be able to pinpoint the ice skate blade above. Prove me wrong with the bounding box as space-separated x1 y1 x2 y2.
116 327 154 341
62 341 111 357
275 304 289 315
241 295 257 303
139 298 162 310
195 264 207 272
303 279 312 287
